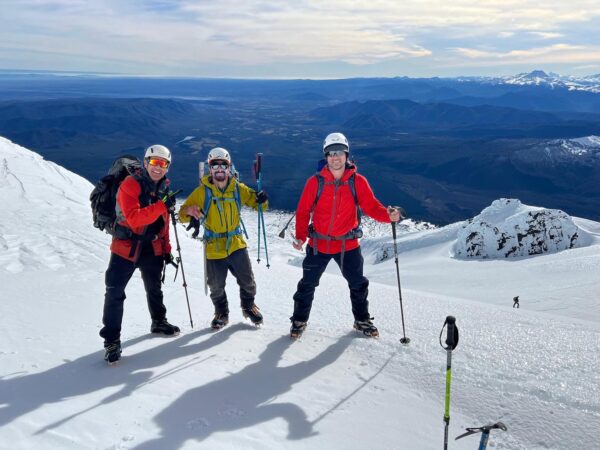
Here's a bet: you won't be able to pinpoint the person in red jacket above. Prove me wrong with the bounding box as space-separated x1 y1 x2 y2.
290 132 403 339
100 144 180 364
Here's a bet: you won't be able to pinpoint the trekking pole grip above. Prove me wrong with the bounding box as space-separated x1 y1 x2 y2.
445 316 458 351
392 221 397 240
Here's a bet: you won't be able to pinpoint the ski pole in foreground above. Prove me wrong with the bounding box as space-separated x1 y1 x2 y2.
455 422 507 449
278 213 295 238
166 195 193 328
440 315 459 450
391 220 410 344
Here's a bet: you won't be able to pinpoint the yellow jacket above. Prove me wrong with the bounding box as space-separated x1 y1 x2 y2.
179 175 268 259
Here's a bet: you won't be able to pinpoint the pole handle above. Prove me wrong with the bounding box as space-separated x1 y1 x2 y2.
392 220 397 240
439 316 459 351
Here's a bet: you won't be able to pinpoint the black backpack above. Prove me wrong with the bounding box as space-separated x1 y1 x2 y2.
90 155 142 237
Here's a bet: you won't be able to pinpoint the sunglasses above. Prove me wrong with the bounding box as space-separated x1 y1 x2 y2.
210 161 230 170
326 149 346 157
147 158 170 169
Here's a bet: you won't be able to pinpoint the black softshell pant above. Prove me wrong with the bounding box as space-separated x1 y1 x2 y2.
100 247 166 345
207 248 257 314
292 246 370 323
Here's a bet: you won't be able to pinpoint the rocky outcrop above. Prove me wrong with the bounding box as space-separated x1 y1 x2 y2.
453 198 581 258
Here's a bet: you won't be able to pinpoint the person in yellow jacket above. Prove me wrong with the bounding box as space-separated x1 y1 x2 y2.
179 147 268 329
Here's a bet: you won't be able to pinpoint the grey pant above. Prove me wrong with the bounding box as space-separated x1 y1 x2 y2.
207 248 257 314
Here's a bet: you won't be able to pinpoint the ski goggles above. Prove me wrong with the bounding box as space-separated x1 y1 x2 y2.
325 148 347 157
147 158 170 169
325 144 348 156
210 161 230 170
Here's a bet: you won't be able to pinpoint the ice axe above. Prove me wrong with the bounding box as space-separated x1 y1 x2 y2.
456 422 507 449
278 213 295 238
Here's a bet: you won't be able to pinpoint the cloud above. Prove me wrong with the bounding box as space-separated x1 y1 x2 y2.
529 31 564 39
1 0 600 76
453 43 583 59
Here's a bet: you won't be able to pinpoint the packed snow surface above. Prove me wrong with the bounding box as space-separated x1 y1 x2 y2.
1 137 599 449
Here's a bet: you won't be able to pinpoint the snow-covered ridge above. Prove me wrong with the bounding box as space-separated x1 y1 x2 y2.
0 137 108 273
452 198 586 259
513 135 600 167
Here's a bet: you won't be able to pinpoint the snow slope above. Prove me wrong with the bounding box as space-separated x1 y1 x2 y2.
1 137 599 449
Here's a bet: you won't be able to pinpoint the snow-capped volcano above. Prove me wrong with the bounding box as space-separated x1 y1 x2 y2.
460 70 600 93
503 70 559 86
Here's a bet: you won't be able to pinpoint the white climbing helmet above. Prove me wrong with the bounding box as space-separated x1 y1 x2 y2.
207 147 231 164
144 144 172 163
323 132 349 154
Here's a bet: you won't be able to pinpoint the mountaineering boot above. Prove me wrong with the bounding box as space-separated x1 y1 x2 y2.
211 313 229 330
353 318 379 338
290 320 308 339
242 304 263 326
104 341 122 365
151 319 181 336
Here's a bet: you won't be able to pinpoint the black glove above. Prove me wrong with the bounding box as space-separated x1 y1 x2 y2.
164 253 177 267
186 216 201 239
256 190 268 205
161 191 177 211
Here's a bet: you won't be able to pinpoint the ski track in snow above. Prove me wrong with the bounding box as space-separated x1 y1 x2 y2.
1 136 600 449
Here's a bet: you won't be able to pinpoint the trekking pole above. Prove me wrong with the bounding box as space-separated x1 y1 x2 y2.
254 156 262 264
278 213 295 238
440 316 459 450
254 153 270 267
168 206 194 329
259 208 270 268
455 422 507 449
391 221 410 344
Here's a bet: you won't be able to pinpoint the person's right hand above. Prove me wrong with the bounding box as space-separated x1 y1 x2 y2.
185 205 204 220
292 238 304 251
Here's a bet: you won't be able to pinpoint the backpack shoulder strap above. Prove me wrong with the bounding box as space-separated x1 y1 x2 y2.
348 173 362 225
200 184 213 224
311 174 324 211
234 182 243 212
348 173 359 206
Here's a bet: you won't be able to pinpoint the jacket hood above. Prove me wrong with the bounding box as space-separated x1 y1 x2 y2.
318 162 357 182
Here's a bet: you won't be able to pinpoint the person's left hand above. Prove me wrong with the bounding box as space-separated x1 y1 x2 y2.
256 190 268 204
186 217 201 239
164 253 177 267
387 206 406 222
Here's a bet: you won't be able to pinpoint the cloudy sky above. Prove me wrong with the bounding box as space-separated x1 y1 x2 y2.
1 0 600 79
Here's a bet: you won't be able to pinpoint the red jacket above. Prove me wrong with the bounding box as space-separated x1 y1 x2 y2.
295 164 390 254
110 174 172 261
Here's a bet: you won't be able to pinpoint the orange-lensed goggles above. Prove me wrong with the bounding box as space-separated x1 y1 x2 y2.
147 158 170 169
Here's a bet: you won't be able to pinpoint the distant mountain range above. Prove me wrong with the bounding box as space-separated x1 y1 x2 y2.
1 71 600 224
